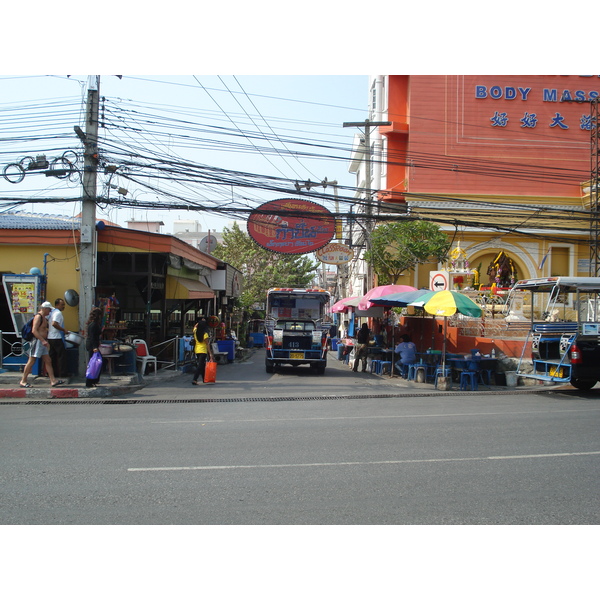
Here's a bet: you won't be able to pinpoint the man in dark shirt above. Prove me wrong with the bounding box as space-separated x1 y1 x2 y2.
353 323 371 372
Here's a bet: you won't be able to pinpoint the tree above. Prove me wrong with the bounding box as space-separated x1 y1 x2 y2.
364 220 450 284
212 222 320 309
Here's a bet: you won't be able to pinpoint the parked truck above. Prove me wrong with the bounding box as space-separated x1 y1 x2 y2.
264 287 331 374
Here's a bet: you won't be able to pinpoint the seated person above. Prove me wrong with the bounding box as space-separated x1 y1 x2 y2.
394 334 417 378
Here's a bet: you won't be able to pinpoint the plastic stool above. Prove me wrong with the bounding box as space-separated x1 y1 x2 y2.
370 360 382 374
407 363 423 381
460 371 479 391
410 365 427 383
425 364 438 382
380 361 392 375
435 366 452 389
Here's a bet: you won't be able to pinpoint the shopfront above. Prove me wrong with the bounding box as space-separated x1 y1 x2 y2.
0 214 242 373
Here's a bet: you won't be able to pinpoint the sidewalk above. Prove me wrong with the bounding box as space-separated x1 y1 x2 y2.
0 346 256 401
0 367 182 401
0 350 550 402
332 354 543 393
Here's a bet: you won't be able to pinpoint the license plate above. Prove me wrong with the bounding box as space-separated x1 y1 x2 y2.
290 352 304 359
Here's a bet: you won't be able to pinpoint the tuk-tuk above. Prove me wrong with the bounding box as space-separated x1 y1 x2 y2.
506 277 600 390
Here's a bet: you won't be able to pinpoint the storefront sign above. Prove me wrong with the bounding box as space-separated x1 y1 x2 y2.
10 282 36 313
475 83 599 103
473 76 599 131
247 199 335 255
315 243 353 265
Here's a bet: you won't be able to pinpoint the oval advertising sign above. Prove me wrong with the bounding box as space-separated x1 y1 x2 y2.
247 198 335 255
315 243 353 265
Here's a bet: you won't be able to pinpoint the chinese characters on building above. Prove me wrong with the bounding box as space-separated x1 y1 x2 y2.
490 111 593 130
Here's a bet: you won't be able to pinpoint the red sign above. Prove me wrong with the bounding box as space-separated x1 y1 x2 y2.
247 199 335 255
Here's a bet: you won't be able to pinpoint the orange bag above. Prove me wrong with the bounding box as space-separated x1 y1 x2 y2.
204 360 217 384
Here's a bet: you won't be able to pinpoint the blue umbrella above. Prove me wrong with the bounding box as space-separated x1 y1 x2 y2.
369 289 432 307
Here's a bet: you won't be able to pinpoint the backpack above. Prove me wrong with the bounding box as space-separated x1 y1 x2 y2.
21 316 36 341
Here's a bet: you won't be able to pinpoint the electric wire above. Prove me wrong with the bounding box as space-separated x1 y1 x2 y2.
0 79 595 247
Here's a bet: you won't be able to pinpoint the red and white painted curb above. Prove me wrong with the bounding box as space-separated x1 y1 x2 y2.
0 385 139 400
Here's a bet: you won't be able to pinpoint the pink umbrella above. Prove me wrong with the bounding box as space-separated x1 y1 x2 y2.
330 296 359 313
357 285 418 311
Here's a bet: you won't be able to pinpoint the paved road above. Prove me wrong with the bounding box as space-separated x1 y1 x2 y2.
1 350 599 524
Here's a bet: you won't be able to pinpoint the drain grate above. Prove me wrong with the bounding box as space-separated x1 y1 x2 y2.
0 388 539 406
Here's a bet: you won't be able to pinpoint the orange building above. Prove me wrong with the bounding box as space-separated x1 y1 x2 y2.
380 75 594 201
347 75 599 293
344 75 600 355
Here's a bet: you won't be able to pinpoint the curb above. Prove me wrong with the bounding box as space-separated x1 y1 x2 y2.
0 383 145 400
0 359 218 401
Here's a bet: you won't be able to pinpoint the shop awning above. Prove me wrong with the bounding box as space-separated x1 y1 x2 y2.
166 276 215 300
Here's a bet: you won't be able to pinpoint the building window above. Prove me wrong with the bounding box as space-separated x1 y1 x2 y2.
550 247 570 277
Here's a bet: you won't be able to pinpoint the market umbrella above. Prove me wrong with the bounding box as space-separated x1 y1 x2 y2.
369 289 432 307
357 285 417 376
357 284 417 311
421 290 482 317
369 288 435 358
421 290 482 374
330 296 359 313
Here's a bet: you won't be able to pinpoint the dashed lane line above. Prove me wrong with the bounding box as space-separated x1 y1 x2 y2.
128 450 600 472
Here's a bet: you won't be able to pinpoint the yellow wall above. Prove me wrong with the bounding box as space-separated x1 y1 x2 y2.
411 231 589 287
0 245 81 331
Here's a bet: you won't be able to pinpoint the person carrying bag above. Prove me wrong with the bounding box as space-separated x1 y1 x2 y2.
191 318 215 385
85 307 104 388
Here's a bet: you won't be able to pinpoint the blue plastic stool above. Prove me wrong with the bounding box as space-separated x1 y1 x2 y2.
407 363 418 381
409 364 427 382
460 370 479 391
435 366 452 389
380 361 392 375
370 360 382 374
425 364 438 382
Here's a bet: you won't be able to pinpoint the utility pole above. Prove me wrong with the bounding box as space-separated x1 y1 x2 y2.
590 97 599 276
343 119 390 290
77 76 100 374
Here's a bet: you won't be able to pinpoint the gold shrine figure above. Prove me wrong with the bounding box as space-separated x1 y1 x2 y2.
448 242 469 272
445 242 479 289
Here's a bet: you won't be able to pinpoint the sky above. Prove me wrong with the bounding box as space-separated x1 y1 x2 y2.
0 74 369 235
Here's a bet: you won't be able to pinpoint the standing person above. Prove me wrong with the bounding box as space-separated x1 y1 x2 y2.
48 298 69 379
394 334 417 378
85 307 103 388
353 322 371 373
19 301 64 388
192 318 214 385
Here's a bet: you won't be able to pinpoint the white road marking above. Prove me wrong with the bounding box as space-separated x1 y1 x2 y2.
150 407 600 425
128 450 600 472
